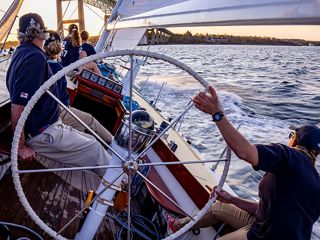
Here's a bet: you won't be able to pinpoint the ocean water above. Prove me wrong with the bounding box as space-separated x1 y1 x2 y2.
1 45 319 238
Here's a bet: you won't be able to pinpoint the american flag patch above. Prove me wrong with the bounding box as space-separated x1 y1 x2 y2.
20 92 28 99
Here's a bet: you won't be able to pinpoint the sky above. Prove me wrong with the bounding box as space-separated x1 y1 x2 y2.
1 0 320 42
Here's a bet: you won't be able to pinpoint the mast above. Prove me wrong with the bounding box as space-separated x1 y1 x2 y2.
56 0 85 37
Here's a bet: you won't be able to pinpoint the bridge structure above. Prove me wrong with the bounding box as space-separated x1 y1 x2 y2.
142 28 174 45
56 0 173 44
56 0 115 37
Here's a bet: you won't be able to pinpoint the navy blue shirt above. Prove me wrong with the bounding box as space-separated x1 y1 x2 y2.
80 42 96 57
248 144 320 240
60 37 79 67
48 60 70 106
6 42 59 137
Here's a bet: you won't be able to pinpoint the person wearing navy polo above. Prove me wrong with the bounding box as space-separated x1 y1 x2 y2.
60 23 80 67
167 86 320 239
44 30 112 144
78 30 101 75
80 30 96 57
6 13 110 176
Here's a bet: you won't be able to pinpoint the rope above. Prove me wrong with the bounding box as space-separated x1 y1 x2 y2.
0 221 43 240
11 50 228 239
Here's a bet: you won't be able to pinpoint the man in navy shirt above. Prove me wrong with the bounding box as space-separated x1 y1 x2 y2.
6 13 110 176
168 86 320 239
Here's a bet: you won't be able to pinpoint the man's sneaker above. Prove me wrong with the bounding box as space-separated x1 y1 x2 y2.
162 209 178 235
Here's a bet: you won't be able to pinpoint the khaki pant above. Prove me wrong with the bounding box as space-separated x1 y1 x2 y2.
27 119 110 177
175 201 255 240
60 106 113 144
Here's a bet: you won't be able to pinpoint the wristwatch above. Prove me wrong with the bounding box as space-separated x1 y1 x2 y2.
212 111 224 122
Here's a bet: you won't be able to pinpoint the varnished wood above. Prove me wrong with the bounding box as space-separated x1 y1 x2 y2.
0 158 117 239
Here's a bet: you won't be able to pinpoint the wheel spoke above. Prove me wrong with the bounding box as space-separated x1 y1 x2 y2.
128 55 134 160
138 159 227 167
45 89 126 163
127 174 132 240
17 164 123 174
57 172 124 234
136 171 194 220
134 101 195 161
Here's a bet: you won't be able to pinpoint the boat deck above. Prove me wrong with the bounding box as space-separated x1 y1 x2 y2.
0 156 119 239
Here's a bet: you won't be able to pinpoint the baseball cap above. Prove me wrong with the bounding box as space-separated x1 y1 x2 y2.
18 13 49 40
289 125 320 152
44 30 61 47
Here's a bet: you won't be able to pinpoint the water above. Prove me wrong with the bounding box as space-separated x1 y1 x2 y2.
1 45 320 238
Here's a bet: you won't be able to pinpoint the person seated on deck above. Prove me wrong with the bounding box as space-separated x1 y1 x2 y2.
6 13 110 177
44 30 113 145
166 86 320 239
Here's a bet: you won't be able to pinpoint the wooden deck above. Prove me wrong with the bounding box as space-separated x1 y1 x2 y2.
0 156 118 239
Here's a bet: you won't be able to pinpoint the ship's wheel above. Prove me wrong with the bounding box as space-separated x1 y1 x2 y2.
11 50 231 240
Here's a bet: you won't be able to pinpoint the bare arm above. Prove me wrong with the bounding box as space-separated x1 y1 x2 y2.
193 86 259 167
11 104 36 160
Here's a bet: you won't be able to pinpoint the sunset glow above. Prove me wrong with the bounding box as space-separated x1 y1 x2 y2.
1 0 320 41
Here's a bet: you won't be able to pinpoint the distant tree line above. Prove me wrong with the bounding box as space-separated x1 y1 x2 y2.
169 31 320 46
2 31 319 49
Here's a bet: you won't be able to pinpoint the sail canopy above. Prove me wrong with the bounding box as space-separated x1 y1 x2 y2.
108 0 320 29
0 0 24 44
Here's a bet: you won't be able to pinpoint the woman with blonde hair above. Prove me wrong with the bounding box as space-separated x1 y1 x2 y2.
44 30 113 144
60 23 80 67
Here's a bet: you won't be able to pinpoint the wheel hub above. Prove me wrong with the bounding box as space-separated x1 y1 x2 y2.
123 161 139 175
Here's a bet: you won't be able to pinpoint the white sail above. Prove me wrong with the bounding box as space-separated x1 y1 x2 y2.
96 0 189 51
116 0 189 18
0 0 24 44
107 28 146 50
108 0 320 29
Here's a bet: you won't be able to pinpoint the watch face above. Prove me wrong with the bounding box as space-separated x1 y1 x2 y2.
212 112 224 121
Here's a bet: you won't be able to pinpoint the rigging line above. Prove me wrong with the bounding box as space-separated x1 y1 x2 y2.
1 15 18 52
57 172 124 234
105 17 121 51
97 24 104 37
62 0 71 19
56 0 71 32
84 3 104 20
68 5 78 19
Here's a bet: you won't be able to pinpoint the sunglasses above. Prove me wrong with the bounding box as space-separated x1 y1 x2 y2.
288 131 296 139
